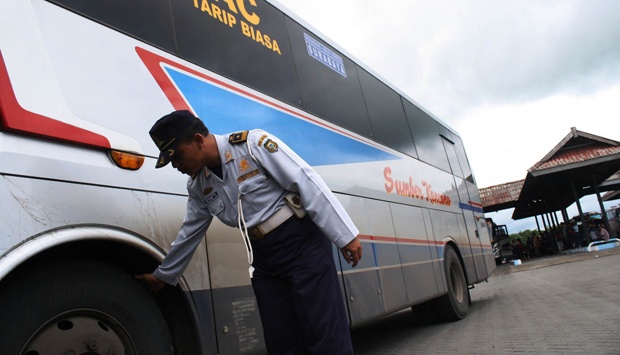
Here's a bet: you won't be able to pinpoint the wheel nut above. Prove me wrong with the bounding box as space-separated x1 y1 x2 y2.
87 339 98 350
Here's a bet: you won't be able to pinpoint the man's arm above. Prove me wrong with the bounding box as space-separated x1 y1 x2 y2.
247 130 362 260
137 185 213 291
135 273 166 293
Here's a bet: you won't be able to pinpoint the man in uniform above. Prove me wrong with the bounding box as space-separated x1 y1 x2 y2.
137 110 362 354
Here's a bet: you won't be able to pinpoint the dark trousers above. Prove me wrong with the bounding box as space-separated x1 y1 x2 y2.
250 216 354 355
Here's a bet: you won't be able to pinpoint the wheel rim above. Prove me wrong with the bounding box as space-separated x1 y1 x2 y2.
449 260 465 304
22 309 136 355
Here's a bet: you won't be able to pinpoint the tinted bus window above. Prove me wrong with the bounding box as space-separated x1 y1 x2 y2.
285 18 372 138
170 0 302 107
403 100 450 172
358 69 417 157
450 133 473 182
49 0 177 53
441 135 464 178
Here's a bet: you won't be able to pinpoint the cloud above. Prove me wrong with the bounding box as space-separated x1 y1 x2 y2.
276 0 620 233
456 84 620 187
413 0 620 116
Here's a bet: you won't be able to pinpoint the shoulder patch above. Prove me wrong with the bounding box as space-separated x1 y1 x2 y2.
228 131 249 144
263 138 279 153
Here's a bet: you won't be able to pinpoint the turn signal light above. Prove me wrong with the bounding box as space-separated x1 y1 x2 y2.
110 150 145 170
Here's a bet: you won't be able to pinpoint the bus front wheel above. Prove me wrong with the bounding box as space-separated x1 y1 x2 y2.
0 259 174 354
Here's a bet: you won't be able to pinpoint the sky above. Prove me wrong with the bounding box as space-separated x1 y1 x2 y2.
275 0 620 233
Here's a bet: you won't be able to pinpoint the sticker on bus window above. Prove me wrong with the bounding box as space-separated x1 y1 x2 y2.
304 33 347 78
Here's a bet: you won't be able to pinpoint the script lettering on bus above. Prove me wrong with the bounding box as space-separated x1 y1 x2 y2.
193 0 281 55
383 167 452 207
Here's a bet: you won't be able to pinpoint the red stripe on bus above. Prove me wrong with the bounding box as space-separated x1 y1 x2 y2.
0 52 110 149
357 234 446 246
468 201 483 207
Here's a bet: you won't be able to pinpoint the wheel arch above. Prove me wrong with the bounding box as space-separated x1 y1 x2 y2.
0 225 202 354
442 239 470 286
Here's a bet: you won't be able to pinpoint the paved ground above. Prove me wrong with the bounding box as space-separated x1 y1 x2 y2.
351 247 620 354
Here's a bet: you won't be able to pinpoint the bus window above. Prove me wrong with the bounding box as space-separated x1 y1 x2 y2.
441 135 464 178
284 18 373 139
170 1 303 107
403 100 451 172
49 0 176 53
450 133 474 183
358 68 417 157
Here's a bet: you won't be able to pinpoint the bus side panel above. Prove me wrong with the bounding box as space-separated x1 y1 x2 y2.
391 204 441 305
360 199 409 315
204 222 266 353
422 209 447 295
336 195 384 327
428 209 476 283
209 285 266 354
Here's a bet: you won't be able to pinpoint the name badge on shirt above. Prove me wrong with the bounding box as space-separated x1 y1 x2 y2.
203 191 219 205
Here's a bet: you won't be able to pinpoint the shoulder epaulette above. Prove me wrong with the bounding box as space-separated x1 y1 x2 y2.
228 130 249 144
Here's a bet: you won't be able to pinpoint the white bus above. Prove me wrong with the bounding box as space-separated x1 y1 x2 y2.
0 0 495 353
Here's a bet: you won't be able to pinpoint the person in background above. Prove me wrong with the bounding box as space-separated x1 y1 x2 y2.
588 221 598 243
597 224 610 241
532 232 540 257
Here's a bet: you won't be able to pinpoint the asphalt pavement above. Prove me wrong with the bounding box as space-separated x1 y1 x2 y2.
351 247 620 354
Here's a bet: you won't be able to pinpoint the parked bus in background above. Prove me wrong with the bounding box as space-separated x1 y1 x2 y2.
606 206 620 238
0 0 495 353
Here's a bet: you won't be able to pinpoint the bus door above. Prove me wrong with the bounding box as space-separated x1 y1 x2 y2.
461 182 493 280
442 137 489 282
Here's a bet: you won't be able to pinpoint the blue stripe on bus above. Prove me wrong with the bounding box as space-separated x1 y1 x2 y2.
166 68 399 167
458 202 484 213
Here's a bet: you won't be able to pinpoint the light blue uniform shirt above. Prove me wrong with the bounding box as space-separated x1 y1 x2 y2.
154 129 359 285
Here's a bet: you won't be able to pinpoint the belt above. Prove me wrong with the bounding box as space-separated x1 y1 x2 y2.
247 204 295 240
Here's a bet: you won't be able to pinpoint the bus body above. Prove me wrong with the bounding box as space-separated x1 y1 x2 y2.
0 0 495 353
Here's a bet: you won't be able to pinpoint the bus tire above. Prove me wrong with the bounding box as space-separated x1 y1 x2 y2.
0 259 174 355
435 246 469 321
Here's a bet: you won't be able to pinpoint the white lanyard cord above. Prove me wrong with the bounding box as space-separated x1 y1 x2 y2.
235 136 260 278
237 193 255 278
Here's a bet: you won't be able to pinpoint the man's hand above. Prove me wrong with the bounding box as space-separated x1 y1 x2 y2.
135 273 166 293
340 237 362 267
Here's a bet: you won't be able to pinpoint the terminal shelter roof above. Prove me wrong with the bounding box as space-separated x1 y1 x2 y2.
511 127 620 219
602 171 620 202
479 180 524 213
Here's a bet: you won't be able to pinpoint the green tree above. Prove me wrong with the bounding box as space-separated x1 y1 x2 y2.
510 229 535 244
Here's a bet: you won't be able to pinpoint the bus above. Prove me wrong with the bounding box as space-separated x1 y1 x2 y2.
0 0 495 353
605 206 620 238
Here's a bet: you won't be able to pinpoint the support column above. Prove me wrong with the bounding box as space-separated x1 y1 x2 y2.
562 209 569 223
570 179 587 242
